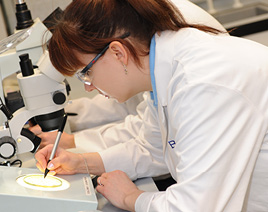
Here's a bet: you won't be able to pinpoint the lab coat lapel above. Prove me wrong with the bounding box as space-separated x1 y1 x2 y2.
154 31 175 107
154 32 175 152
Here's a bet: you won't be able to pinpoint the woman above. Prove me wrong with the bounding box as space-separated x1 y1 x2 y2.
35 0 268 211
30 0 225 151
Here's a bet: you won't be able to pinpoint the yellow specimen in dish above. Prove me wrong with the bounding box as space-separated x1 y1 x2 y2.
16 173 70 191
23 174 63 188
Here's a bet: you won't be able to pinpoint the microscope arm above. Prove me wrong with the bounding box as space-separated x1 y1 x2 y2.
7 103 64 155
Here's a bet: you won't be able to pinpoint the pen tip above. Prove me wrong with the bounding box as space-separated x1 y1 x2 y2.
44 168 49 179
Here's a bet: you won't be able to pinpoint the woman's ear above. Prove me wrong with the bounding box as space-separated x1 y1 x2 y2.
109 41 128 65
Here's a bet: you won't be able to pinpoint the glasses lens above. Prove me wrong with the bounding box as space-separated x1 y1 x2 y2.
76 70 92 85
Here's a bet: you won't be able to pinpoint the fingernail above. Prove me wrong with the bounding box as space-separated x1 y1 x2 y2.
48 163 54 169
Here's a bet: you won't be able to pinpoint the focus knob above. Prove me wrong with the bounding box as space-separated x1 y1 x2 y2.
52 91 66 105
0 136 16 159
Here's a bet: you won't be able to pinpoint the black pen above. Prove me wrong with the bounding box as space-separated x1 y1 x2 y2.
44 113 68 178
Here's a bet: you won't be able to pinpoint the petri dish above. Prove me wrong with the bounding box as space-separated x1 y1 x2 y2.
16 174 70 191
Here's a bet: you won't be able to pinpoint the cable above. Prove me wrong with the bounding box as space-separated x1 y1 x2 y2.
0 159 22 167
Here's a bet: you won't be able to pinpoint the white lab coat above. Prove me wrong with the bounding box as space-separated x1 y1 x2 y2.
99 29 268 211
66 93 144 132
66 0 226 153
65 93 146 152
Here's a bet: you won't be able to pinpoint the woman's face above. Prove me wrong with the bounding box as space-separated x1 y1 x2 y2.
76 44 136 103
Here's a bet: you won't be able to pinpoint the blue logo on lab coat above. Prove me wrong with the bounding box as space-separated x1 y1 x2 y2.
168 140 176 149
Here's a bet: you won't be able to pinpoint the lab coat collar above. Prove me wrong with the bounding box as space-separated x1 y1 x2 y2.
153 31 176 107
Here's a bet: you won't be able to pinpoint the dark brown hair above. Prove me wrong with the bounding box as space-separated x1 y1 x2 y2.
49 0 222 76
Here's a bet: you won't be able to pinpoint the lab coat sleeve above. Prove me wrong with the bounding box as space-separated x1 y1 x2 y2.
99 92 169 179
135 84 267 212
65 93 144 132
72 99 147 152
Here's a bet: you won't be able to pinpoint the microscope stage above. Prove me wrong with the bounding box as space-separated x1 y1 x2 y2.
0 166 98 212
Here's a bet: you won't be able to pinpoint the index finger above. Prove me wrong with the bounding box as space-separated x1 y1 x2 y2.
35 144 53 170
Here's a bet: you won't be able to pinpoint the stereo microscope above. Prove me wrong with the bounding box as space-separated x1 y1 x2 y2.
0 0 68 163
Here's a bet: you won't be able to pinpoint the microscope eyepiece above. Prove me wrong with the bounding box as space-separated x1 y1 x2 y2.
19 53 34 77
16 1 34 30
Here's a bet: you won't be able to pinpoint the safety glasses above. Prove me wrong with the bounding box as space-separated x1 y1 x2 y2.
75 32 130 85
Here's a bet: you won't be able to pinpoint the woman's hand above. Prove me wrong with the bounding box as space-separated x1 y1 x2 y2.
35 145 106 176
29 125 75 149
35 144 81 175
96 170 144 212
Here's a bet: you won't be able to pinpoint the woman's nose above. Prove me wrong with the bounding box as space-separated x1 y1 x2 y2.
84 84 96 92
